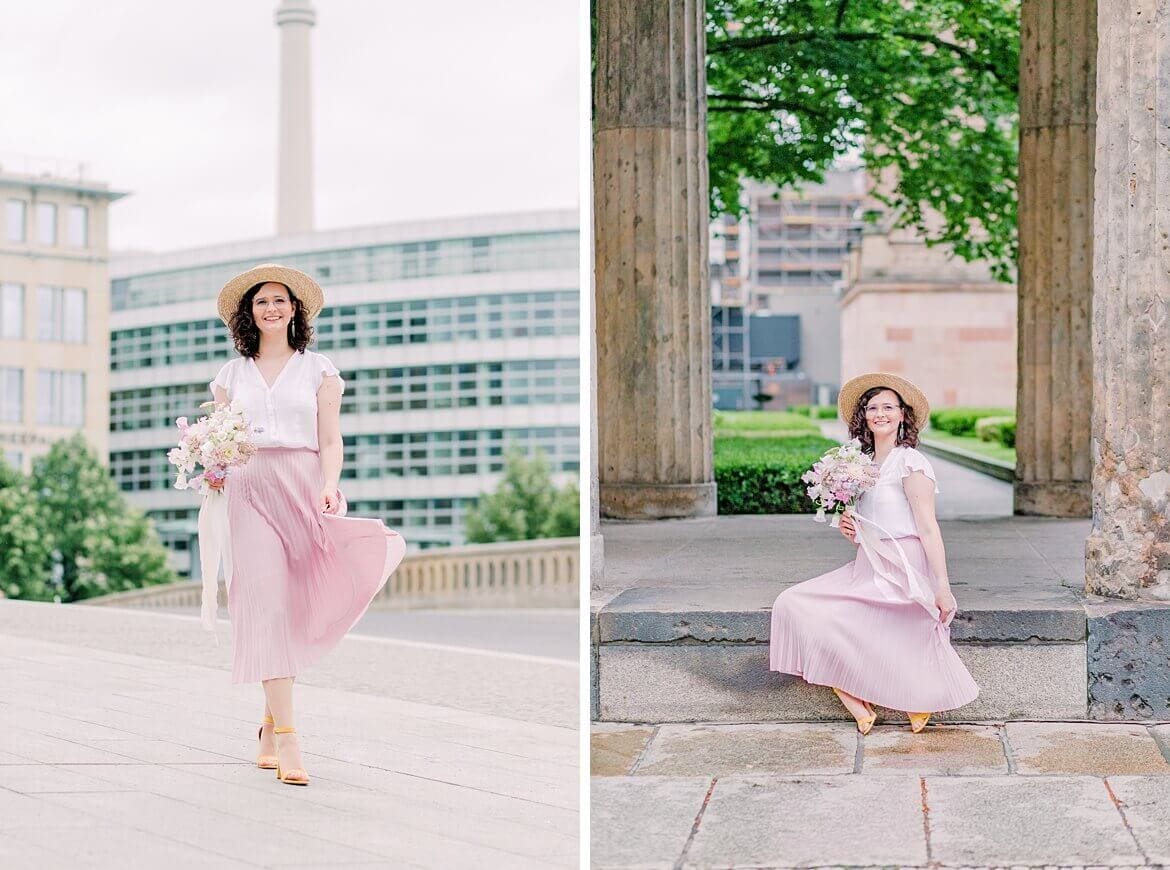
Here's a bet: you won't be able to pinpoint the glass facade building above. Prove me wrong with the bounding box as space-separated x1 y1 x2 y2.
109 210 580 574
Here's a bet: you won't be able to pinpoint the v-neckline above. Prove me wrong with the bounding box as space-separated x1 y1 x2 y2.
875 446 901 473
251 352 297 391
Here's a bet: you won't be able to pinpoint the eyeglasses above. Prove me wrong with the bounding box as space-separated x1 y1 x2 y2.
864 403 902 416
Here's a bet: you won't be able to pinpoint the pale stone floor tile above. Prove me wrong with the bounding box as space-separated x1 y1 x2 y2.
862 724 1009 775
0 764 137 795
69 759 576 861
592 776 712 870
1104 776 1170 866
683 775 928 869
635 723 856 777
0 788 107 830
7 824 260 869
81 739 244 765
591 724 655 776
0 831 82 870
1007 722 1170 776
39 790 389 866
925 775 1144 867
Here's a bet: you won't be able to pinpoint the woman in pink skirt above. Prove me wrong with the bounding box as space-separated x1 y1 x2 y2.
770 373 978 734
207 264 406 785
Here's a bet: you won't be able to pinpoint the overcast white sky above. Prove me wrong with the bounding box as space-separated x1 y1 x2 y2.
0 0 580 253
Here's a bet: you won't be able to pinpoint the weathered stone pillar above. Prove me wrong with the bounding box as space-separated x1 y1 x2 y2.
593 0 715 519
1085 1 1170 600
1014 0 1096 517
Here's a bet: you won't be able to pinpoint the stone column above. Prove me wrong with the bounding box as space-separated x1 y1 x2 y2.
1085 0 1170 599
593 0 715 519
1014 0 1096 517
275 0 316 235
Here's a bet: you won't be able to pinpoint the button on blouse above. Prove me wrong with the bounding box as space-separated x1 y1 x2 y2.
854 446 940 540
209 350 344 451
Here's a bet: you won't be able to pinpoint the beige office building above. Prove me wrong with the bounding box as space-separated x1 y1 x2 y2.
0 164 125 470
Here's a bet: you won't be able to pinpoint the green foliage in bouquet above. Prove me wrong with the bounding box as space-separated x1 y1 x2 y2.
715 435 838 514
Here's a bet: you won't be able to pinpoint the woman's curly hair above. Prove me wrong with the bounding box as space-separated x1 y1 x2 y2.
229 282 312 358
847 386 920 455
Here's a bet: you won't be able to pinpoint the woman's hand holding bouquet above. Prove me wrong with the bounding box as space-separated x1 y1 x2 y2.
801 439 881 540
167 400 258 495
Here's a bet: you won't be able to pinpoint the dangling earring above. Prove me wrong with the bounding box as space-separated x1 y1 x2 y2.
290 320 296 339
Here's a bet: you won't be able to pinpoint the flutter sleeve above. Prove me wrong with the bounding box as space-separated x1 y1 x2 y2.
209 359 234 399
901 448 940 494
314 352 346 395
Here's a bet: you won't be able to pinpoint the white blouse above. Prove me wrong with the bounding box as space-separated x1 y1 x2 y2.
854 446 940 540
208 350 344 451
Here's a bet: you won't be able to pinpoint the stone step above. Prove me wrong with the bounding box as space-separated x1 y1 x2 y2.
592 585 1103 723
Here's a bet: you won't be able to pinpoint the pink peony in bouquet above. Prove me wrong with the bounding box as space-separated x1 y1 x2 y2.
167 400 259 495
801 438 882 526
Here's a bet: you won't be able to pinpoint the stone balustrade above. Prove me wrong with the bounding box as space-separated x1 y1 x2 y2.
80 537 580 611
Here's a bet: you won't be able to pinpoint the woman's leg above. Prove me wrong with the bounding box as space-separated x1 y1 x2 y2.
258 694 276 758
262 676 307 775
833 686 876 721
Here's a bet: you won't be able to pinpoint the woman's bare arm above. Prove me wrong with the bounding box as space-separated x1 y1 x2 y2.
316 375 344 499
904 471 957 620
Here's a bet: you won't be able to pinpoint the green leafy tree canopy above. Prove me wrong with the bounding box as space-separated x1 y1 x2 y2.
707 0 1019 280
29 434 177 601
464 446 580 544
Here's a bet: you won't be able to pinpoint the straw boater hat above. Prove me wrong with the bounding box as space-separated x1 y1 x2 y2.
837 372 931 429
216 264 325 326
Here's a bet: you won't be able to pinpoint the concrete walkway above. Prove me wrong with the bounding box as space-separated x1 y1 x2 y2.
0 600 578 869
593 720 1170 868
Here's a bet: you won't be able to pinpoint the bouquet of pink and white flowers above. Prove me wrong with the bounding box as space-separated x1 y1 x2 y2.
168 400 260 635
167 400 258 495
802 438 881 526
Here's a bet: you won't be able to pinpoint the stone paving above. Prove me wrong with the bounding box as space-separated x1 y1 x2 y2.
0 600 578 869
591 720 1170 869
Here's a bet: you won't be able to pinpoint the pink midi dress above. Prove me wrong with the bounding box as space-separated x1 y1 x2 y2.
210 350 407 683
769 446 979 713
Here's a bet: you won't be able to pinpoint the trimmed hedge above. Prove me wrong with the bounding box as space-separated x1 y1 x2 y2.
975 415 1015 444
787 405 838 419
714 435 837 514
929 407 1014 437
715 410 819 433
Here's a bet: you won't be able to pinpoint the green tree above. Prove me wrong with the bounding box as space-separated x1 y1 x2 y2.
30 434 177 601
0 460 54 600
707 0 1019 280
464 447 581 543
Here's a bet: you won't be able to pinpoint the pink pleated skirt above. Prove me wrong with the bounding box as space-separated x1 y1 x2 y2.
226 447 406 683
769 535 979 713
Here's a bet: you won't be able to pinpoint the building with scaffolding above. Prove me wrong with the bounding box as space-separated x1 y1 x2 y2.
709 171 867 410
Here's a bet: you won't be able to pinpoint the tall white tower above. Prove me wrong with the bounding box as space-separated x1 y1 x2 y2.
275 0 316 235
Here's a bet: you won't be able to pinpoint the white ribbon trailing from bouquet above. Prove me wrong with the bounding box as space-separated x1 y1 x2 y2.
850 509 950 626
197 490 232 641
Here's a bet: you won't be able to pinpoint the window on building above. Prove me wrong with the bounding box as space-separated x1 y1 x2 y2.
37 370 85 426
0 283 23 339
5 200 26 242
0 368 22 423
2 449 22 470
67 205 88 248
37 287 86 342
36 202 57 245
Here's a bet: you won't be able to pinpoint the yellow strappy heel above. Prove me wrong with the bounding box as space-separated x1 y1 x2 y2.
909 712 932 733
256 714 278 770
832 687 876 735
273 726 310 786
